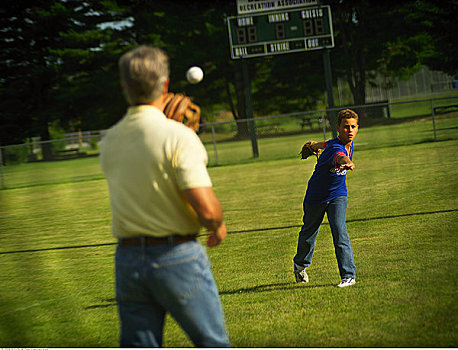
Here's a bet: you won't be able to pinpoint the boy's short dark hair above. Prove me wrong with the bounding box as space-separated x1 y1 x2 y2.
337 109 358 125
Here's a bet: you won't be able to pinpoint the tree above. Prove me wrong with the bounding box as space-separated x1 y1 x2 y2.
328 0 456 107
401 0 457 77
0 0 129 153
328 0 401 106
3 0 451 149
114 1 236 115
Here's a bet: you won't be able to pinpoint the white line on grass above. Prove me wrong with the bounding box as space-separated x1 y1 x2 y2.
350 187 437 219
0 296 69 317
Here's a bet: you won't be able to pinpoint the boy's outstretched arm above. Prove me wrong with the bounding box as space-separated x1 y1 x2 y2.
336 154 355 171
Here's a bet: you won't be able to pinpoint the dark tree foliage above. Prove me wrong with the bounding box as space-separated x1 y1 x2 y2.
114 0 237 121
0 0 129 148
0 0 455 146
327 0 456 105
403 0 457 76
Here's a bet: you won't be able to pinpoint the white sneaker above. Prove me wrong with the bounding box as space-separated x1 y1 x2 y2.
337 277 356 288
294 263 309 283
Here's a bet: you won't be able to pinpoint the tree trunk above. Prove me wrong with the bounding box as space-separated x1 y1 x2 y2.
335 5 367 114
40 123 53 161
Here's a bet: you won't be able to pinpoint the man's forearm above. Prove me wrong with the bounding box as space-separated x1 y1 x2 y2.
182 187 227 247
198 200 224 232
183 187 223 230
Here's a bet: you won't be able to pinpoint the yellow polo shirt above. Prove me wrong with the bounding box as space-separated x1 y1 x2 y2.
100 105 212 238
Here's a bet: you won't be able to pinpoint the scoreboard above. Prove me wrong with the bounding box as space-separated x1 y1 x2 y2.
227 5 334 59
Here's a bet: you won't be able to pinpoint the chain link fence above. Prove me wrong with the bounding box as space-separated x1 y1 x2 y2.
1 95 457 190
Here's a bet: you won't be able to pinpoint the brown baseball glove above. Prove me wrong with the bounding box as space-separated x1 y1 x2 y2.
299 141 321 160
163 93 201 131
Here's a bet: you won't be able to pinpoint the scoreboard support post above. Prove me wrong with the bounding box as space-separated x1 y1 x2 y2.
241 59 259 158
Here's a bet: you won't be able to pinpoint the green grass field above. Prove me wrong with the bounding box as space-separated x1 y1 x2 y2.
0 115 457 347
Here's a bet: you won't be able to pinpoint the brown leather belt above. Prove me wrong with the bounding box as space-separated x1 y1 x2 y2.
118 235 196 246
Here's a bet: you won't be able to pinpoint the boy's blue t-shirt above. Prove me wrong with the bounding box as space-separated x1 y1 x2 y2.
304 137 353 205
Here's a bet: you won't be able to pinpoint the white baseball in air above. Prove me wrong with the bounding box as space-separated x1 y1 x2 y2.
186 66 204 84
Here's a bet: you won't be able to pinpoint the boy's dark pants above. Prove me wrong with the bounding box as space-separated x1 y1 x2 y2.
293 195 356 279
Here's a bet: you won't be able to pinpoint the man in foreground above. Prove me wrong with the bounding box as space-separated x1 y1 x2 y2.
100 45 230 347
293 109 359 288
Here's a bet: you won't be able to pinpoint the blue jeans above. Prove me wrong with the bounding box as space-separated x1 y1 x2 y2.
115 240 230 347
293 196 356 279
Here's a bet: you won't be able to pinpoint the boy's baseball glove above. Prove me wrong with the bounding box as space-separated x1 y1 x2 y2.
299 141 321 160
163 93 201 131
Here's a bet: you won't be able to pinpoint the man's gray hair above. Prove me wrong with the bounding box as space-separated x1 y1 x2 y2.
118 45 169 105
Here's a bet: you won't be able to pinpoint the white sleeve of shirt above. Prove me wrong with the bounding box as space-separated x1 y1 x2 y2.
173 130 212 190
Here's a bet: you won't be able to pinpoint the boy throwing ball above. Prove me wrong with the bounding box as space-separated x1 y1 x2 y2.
293 109 359 288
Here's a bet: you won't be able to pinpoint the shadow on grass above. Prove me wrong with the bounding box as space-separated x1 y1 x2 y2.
1 209 456 255
219 282 335 296
84 282 335 310
346 208 457 223
227 208 457 235
85 298 116 310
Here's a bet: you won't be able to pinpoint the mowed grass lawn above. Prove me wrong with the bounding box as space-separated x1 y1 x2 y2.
0 116 457 347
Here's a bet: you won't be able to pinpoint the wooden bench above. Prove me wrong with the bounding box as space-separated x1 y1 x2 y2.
300 117 313 131
53 148 87 160
433 104 458 114
256 123 283 135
